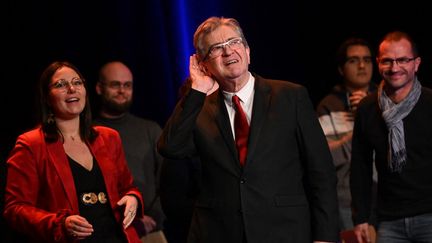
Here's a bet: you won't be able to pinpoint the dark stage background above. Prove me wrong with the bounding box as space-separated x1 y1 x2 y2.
1 0 431 241
3 0 432 155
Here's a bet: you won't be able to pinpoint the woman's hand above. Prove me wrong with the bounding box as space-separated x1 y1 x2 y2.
65 215 93 240
117 195 138 229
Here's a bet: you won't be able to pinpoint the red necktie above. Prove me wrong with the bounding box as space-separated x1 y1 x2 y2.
232 95 249 166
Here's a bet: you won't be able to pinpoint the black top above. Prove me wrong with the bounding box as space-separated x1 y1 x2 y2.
351 87 432 223
69 156 126 243
94 113 165 232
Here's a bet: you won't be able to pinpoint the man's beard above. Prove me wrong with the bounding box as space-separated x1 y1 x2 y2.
101 96 132 116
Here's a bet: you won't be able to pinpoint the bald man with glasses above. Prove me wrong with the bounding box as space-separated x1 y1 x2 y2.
94 61 166 242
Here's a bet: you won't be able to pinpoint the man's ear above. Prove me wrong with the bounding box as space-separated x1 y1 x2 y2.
202 65 210 76
95 82 103 95
246 46 251 65
338 66 343 76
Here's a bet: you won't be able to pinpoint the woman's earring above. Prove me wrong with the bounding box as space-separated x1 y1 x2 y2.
47 113 55 125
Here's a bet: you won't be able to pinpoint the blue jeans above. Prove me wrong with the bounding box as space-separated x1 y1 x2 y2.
377 213 432 243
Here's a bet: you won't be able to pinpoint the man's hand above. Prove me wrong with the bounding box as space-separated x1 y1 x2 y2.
349 90 368 113
354 223 371 243
142 215 157 234
189 54 216 94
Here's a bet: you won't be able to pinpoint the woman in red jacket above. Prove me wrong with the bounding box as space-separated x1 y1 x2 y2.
3 61 143 243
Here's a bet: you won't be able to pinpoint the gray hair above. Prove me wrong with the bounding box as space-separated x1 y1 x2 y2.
193 16 248 61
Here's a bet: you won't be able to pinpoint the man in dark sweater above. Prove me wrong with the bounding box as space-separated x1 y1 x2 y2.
93 61 166 241
351 31 432 242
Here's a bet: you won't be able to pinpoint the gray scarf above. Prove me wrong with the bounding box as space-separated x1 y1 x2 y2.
378 78 422 172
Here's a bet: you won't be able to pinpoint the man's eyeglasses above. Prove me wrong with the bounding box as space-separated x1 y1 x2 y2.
103 81 133 90
204 37 244 60
50 78 85 92
378 57 417 67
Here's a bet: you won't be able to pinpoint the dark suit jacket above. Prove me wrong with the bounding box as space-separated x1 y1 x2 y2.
158 74 339 243
3 126 143 243
160 157 200 243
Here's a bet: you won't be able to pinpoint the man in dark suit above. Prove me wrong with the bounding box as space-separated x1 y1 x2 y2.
157 16 339 243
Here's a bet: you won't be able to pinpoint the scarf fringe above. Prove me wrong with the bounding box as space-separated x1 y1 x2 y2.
389 149 407 173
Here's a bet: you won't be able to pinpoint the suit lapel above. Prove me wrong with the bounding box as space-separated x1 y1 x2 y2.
246 76 271 166
208 91 242 172
47 141 79 212
89 136 117 207
208 77 271 170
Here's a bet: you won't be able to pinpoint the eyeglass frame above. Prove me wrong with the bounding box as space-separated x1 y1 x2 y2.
203 37 244 61
101 80 133 90
49 77 85 92
377 57 417 67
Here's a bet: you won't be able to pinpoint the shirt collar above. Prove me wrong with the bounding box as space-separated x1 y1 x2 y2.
223 72 255 106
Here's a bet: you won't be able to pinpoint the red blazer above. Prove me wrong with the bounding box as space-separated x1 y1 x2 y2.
3 126 143 243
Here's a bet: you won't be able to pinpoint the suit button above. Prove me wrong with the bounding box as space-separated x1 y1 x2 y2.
240 178 246 184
